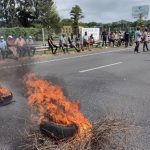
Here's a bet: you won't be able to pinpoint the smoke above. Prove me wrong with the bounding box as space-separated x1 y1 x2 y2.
3 67 32 93
43 75 69 98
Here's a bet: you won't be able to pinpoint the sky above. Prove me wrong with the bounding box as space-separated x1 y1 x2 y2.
54 0 150 23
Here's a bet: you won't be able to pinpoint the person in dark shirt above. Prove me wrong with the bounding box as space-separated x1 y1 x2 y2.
124 29 129 48
48 35 58 54
101 29 108 47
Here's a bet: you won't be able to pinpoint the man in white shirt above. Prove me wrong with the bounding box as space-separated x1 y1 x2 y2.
83 32 91 50
134 27 141 53
59 34 68 54
143 28 149 52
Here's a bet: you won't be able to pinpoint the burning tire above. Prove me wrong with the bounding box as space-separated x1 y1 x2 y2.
24 74 91 139
40 121 77 139
0 87 13 106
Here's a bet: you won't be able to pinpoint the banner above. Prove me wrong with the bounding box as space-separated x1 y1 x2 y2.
80 28 100 41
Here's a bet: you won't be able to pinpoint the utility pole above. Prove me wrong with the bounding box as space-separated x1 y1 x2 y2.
42 28 45 46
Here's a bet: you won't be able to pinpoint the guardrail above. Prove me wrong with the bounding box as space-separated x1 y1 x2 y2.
34 41 104 54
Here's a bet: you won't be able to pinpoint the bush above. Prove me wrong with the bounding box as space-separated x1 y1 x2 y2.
0 27 41 39
0 27 61 41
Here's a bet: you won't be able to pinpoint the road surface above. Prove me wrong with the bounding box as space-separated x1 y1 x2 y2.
0 47 150 149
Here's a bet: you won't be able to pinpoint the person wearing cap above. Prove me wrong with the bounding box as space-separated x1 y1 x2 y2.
0 36 7 59
15 35 26 57
6 35 18 60
26 36 36 56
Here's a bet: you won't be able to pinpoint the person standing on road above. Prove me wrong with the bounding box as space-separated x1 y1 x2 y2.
114 32 119 47
124 29 129 48
101 29 108 47
109 32 115 47
118 31 124 46
0 36 7 59
143 28 149 52
129 30 135 46
134 27 142 53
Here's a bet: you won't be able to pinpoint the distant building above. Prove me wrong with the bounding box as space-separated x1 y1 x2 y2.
61 26 72 35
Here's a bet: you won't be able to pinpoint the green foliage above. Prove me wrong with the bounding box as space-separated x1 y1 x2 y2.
33 23 43 29
60 19 72 26
145 20 150 28
33 0 61 33
70 5 84 34
0 0 61 32
87 22 98 27
136 19 144 28
0 27 40 38
16 0 37 27
0 0 18 27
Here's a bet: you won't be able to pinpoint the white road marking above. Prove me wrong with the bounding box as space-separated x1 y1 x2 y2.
0 48 130 70
79 62 123 73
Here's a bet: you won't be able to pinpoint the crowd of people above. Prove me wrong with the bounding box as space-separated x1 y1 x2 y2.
101 27 149 52
48 28 149 55
134 27 149 53
0 28 149 61
47 32 95 54
0 35 36 60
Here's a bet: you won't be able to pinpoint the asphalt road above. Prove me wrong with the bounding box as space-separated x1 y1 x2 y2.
0 46 150 149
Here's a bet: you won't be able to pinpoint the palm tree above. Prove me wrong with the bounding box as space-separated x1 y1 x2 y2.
70 5 84 34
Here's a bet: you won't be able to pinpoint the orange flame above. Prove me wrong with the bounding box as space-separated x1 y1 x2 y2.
24 74 92 137
0 86 11 101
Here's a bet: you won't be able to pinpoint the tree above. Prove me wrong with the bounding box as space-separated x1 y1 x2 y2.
61 19 72 26
87 22 98 27
70 5 84 34
16 0 37 27
0 0 18 27
145 20 150 28
136 14 144 28
0 0 61 31
34 0 61 33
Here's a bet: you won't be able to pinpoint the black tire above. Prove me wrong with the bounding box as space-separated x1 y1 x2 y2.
40 121 77 139
0 93 13 106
